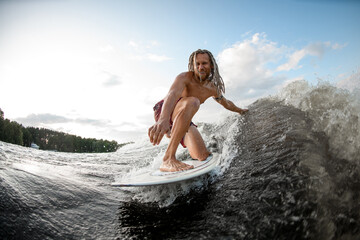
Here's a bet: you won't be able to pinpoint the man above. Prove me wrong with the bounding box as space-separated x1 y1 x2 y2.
148 49 248 172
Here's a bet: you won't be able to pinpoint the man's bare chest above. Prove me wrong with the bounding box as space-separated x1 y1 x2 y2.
184 81 216 103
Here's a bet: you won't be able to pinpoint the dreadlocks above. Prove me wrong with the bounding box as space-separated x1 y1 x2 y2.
188 49 225 98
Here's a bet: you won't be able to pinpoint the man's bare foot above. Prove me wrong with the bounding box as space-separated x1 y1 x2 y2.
160 157 194 172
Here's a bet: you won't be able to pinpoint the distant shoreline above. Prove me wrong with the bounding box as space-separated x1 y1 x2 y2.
0 108 131 153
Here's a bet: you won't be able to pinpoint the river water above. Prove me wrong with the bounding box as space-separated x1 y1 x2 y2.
1 81 359 239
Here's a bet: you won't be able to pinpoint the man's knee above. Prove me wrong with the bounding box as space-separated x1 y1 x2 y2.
183 97 200 112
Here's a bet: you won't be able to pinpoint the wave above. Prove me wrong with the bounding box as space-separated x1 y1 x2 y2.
274 80 360 162
1 80 359 239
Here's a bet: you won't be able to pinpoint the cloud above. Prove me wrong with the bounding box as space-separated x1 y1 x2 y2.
277 41 346 71
117 121 139 128
128 40 172 62
16 113 70 125
98 44 114 53
331 42 347 50
75 118 111 127
305 42 327 57
129 40 159 51
128 41 139 50
276 49 306 71
14 112 146 142
102 71 122 87
217 33 346 103
149 40 159 47
218 33 285 92
15 113 111 128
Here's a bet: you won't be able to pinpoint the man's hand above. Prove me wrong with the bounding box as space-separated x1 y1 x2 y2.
238 108 249 115
148 119 171 145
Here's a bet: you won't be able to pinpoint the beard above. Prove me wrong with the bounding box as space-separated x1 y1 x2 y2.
197 70 213 82
197 71 209 82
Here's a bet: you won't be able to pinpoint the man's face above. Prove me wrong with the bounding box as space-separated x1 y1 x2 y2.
194 53 213 81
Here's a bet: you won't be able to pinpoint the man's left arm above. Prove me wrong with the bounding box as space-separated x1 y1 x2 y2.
214 95 248 115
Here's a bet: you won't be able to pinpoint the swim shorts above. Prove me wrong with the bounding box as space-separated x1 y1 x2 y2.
153 98 197 148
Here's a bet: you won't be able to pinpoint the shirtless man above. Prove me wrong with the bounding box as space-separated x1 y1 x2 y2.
148 49 248 172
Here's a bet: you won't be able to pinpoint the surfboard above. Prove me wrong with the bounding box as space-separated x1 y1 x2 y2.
111 154 218 187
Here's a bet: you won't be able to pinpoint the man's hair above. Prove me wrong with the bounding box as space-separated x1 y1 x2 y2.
188 49 225 97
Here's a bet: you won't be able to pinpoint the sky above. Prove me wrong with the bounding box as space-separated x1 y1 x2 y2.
0 0 359 143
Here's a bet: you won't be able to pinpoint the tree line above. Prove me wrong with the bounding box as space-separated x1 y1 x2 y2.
0 108 129 153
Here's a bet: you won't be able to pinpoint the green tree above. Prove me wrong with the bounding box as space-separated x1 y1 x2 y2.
0 108 4 142
21 126 32 147
1 120 23 145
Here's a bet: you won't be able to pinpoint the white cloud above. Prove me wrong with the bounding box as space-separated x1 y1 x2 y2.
304 42 327 57
276 49 306 71
128 41 139 50
277 41 346 72
15 113 112 128
129 40 160 51
218 33 285 93
149 40 159 47
16 113 70 125
101 71 122 87
128 40 172 62
98 44 114 53
216 33 345 107
14 112 142 142
331 42 347 50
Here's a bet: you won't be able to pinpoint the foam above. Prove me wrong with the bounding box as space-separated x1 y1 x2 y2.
273 80 360 163
118 113 246 207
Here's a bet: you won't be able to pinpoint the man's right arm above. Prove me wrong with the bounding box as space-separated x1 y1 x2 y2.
158 74 187 122
148 73 188 145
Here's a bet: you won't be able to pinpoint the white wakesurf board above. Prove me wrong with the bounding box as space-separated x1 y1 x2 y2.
111 154 218 187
